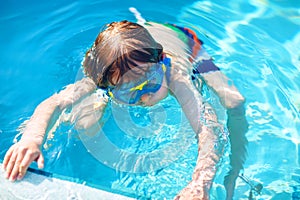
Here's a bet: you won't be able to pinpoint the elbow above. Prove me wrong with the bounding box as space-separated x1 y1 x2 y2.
50 93 64 111
38 93 60 111
226 96 247 117
232 95 246 109
224 92 246 109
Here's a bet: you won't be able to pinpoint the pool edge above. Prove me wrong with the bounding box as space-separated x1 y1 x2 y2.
0 163 136 200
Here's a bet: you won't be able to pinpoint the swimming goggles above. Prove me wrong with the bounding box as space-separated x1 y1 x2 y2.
108 62 166 105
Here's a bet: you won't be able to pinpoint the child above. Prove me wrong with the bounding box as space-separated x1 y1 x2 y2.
3 17 248 199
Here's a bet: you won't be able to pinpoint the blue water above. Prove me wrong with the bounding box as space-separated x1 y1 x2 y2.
1 0 300 199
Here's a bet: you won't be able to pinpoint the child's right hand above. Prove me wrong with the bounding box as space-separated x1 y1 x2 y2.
3 139 44 182
174 180 210 200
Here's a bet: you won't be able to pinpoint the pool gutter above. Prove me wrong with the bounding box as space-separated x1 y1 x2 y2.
0 163 135 200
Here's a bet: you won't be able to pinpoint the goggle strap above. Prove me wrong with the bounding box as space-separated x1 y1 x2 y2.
108 90 114 98
162 63 167 72
129 80 149 91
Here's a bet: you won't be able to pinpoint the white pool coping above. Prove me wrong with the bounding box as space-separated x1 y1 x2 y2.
0 163 135 200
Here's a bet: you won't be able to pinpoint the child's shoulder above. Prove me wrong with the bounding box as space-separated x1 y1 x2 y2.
144 22 187 40
143 22 189 57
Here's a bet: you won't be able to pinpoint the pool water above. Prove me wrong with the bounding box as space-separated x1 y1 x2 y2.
0 0 300 199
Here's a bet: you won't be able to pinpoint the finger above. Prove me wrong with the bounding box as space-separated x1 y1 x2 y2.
17 165 27 181
5 151 18 180
37 154 44 169
3 146 14 170
17 151 43 180
8 149 27 181
17 151 37 180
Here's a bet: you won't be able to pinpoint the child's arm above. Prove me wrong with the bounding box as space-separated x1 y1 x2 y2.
169 75 225 199
199 62 248 200
170 62 247 199
3 78 101 181
201 70 245 109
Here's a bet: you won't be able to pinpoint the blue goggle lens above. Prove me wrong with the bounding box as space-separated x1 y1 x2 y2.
109 63 165 104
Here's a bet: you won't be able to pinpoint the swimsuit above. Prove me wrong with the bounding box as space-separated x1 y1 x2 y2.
164 23 220 74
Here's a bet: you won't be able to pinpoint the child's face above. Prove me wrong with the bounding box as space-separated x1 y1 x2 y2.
139 76 168 106
108 62 168 106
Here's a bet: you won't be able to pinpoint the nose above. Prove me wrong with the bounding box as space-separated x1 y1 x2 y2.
140 94 152 106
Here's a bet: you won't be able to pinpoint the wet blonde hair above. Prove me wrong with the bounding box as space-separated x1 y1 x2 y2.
83 20 163 88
